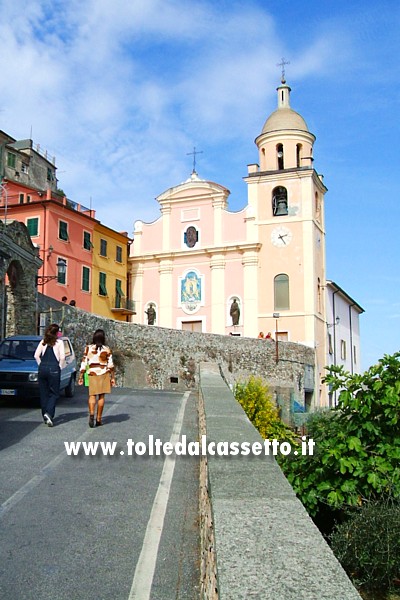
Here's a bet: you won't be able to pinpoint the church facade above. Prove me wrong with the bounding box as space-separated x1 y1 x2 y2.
129 78 363 408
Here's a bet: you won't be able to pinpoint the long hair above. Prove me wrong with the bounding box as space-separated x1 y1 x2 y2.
92 329 106 351
43 323 59 347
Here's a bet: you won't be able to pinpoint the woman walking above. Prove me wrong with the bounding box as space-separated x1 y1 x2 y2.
78 329 115 427
34 323 66 427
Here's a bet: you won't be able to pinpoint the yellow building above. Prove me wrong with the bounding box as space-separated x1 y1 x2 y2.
92 223 134 321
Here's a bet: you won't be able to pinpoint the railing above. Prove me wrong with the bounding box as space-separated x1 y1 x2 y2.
34 144 56 165
64 198 92 214
112 297 136 312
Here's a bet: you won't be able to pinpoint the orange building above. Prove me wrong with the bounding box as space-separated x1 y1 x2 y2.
1 130 133 321
1 181 95 310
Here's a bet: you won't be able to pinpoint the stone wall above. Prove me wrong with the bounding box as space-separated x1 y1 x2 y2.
198 363 362 600
38 295 315 421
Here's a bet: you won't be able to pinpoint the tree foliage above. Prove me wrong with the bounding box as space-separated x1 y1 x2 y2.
330 497 400 593
281 352 400 516
233 375 297 444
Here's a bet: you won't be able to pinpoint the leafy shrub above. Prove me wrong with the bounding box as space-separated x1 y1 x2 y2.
281 352 400 516
330 497 400 593
233 376 297 445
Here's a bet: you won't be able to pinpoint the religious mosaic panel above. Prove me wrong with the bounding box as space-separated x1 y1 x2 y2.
184 225 198 248
179 269 203 314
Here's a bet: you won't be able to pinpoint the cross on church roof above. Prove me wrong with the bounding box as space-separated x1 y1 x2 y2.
186 146 203 173
276 57 290 83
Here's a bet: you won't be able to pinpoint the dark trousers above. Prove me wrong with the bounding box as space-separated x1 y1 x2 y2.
38 365 60 419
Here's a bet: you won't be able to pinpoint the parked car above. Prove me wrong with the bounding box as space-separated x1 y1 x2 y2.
0 335 77 399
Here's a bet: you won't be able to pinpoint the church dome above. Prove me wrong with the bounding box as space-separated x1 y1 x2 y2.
259 81 310 135
261 107 309 134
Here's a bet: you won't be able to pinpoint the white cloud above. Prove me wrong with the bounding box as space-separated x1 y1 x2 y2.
0 0 356 233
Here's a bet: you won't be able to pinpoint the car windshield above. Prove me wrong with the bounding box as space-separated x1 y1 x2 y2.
0 340 37 360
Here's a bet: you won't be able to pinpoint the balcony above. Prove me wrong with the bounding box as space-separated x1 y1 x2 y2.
111 297 136 316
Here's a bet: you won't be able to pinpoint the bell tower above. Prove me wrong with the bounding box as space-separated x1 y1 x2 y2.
245 75 328 407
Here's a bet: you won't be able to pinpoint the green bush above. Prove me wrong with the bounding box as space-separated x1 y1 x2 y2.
330 498 400 593
233 376 297 445
281 352 400 516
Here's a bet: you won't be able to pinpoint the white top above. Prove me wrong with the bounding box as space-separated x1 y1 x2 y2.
34 339 66 369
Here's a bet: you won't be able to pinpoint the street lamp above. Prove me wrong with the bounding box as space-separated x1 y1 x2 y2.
273 312 280 363
36 258 66 285
327 316 340 329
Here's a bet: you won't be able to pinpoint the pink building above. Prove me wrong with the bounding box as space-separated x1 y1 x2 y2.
129 78 363 407
131 171 253 333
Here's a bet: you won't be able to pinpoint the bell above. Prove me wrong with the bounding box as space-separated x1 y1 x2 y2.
273 196 288 216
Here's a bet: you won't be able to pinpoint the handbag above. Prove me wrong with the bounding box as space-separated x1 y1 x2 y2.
84 364 90 387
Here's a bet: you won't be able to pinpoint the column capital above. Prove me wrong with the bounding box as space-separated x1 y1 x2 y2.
210 254 226 270
158 260 173 275
160 204 171 215
242 252 259 267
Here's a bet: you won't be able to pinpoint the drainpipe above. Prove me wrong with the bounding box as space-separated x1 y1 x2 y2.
331 289 339 406
331 289 339 367
40 201 48 294
349 303 356 374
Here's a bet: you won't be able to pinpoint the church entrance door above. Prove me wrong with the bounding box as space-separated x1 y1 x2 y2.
182 321 202 333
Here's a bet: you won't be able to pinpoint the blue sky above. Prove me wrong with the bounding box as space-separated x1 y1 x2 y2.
0 0 399 369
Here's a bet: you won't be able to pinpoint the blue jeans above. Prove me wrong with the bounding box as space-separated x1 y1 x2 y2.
38 365 60 419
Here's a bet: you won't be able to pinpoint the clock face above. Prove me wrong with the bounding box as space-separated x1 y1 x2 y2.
271 226 292 247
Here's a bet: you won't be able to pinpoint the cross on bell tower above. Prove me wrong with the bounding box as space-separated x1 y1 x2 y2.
276 57 290 84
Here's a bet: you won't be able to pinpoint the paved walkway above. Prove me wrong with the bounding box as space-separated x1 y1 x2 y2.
0 387 200 599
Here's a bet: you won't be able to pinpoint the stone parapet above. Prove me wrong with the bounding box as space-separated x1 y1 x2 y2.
198 362 361 600
38 295 316 421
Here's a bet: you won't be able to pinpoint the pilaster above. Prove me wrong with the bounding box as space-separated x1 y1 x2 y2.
212 196 225 246
158 260 173 328
131 265 144 324
161 204 171 252
242 251 259 337
210 254 226 334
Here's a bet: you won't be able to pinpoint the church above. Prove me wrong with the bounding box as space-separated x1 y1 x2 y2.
129 76 363 407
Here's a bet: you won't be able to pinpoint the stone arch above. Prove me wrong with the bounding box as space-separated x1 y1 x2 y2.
5 260 36 336
0 220 42 337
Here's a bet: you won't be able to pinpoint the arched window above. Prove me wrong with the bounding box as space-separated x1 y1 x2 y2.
296 144 302 168
274 274 289 310
276 143 284 170
272 186 288 216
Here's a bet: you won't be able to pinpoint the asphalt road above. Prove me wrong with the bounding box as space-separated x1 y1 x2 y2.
0 386 200 600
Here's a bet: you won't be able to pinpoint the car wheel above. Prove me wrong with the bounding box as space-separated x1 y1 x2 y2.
65 374 76 397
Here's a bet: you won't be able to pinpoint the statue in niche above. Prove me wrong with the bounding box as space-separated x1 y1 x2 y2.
230 298 240 326
145 303 156 325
